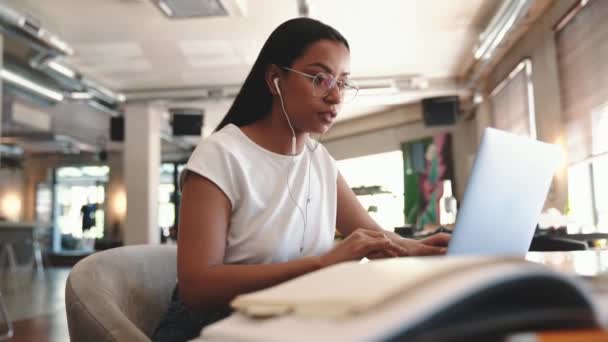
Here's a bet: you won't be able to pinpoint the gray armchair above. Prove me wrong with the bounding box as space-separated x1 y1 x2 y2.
65 245 177 341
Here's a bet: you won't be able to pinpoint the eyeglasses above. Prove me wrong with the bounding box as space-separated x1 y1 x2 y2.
281 67 359 103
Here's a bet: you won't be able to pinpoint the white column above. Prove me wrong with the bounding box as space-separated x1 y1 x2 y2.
124 103 161 245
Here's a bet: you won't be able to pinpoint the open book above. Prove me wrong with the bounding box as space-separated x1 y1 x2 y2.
198 257 606 341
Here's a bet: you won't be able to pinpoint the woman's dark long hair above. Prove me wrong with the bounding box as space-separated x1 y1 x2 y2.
215 18 349 131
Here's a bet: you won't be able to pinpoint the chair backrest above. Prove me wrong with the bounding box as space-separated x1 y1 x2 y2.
65 245 177 342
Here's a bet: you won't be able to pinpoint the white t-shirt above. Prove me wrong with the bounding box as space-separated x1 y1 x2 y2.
185 124 338 265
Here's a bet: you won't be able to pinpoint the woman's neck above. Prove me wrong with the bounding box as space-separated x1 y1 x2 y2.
241 112 308 156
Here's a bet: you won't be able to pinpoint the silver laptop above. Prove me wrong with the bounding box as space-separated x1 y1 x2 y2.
447 127 562 256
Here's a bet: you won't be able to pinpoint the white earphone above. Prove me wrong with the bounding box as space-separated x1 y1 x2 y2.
274 77 297 156
274 76 313 253
273 75 329 254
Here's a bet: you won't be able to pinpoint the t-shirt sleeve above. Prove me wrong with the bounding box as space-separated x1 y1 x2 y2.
183 138 240 209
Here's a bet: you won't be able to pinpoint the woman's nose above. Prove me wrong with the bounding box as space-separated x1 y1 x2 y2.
324 85 342 104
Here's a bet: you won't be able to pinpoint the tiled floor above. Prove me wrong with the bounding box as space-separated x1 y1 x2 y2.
1 267 71 341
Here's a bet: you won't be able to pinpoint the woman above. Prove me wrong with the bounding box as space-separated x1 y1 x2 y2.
153 17 450 341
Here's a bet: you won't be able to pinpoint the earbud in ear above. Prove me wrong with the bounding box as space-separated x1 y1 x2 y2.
273 78 281 96
273 76 295 155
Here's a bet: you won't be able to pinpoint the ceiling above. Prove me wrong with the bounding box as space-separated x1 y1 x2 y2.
1 0 501 156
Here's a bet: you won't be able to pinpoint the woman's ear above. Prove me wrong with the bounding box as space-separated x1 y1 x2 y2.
265 65 281 96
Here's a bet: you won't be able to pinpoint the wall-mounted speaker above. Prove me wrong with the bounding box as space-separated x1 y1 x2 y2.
422 96 459 126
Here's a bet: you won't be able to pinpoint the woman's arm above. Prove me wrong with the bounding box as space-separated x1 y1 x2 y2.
335 172 450 256
178 172 405 312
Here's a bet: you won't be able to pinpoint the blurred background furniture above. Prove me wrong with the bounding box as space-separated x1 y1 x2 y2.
529 234 589 252
0 289 13 341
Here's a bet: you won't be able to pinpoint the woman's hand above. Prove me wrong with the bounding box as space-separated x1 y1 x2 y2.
319 229 407 267
394 233 451 256
420 232 451 248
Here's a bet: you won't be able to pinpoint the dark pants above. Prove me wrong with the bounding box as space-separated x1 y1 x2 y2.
152 285 231 342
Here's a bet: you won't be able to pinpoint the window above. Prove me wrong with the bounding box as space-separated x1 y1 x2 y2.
159 163 177 240
54 165 109 251
336 151 404 231
35 183 52 224
158 162 186 242
490 59 537 138
593 156 608 230
557 0 608 232
567 163 594 232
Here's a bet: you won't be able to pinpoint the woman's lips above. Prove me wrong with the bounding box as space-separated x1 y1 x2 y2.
318 111 337 124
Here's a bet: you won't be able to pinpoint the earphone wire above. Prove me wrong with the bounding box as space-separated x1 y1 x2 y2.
285 130 325 254
286 154 312 253
277 85 297 151
277 80 324 253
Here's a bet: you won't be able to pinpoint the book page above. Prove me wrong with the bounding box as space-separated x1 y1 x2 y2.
232 256 522 318
200 258 596 342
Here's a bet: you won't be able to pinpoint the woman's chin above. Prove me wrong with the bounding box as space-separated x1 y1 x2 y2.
314 121 333 135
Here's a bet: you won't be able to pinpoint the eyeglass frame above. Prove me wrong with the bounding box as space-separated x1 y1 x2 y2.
280 66 359 102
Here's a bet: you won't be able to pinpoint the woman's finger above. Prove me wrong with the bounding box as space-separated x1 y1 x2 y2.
366 251 385 259
421 233 451 247
387 242 408 256
367 250 397 259
362 238 407 256
414 244 447 256
356 229 386 238
359 237 392 254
